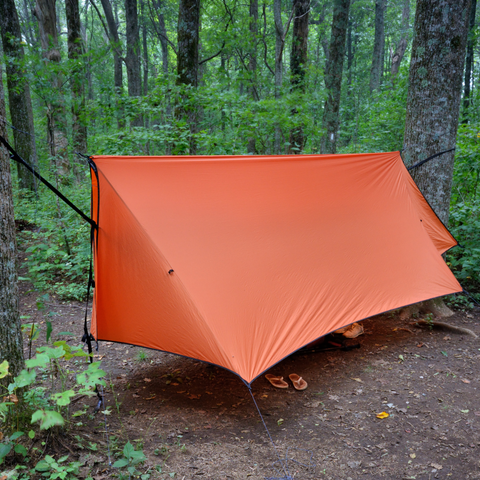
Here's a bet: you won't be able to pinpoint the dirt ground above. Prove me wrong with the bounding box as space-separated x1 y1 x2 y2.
12 278 480 480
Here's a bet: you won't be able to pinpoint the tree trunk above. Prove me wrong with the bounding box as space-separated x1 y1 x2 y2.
98 0 124 128
403 0 472 227
273 0 284 154
321 0 350 154
176 0 200 154
153 0 169 75
125 0 143 127
391 0 410 77
369 0 386 93
0 0 38 190
462 0 477 123
0 62 25 390
34 0 70 179
247 0 258 154
288 0 309 153
141 0 149 97
66 0 87 162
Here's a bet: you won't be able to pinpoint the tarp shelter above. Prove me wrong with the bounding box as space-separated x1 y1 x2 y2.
88 151 461 384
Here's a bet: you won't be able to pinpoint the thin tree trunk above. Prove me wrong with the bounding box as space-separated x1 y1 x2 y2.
321 0 350 154
0 62 25 390
34 0 70 179
98 0 124 127
462 0 477 123
141 0 149 97
273 0 284 153
391 0 410 77
288 0 309 153
370 0 386 93
247 0 258 154
154 0 169 75
0 0 38 190
125 0 143 127
176 0 200 154
66 0 87 163
403 0 472 226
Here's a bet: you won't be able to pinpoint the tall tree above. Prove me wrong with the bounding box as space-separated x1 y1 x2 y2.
390 0 410 77
321 0 350 153
247 0 258 154
0 65 25 389
141 0 149 96
0 0 38 190
462 0 477 123
403 0 472 226
66 0 87 158
176 0 200 153
273 0 286 153
95 0 124 127
125 0 143 126
34 0 70 177
151 0 170 76
288 0 309 153
370 0 386 93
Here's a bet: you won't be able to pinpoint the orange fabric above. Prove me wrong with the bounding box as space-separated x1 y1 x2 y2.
90 152 461 384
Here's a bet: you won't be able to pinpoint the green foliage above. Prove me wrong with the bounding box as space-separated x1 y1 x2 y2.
34 454 81 479
113 441 147 478
448 122 480 289
0 324 105 469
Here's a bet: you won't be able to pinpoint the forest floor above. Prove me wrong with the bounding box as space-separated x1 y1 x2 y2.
12 272 480 480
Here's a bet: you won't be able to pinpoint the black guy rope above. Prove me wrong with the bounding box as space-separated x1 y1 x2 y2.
0 134 97 230
245 382 293 480
462 289 480 308
407 148 456 171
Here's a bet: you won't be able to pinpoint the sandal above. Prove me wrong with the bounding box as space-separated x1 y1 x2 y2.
265 374 289 389
334 322 364 338
289 373 308 391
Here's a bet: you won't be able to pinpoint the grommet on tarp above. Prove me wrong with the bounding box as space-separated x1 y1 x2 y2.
168 269 174 275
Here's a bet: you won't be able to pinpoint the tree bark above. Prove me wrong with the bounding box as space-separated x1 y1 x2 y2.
125 0 143 127
0 62 25 390
34 0 70 179
403 0 472 227
288 0 309 153
247 0 258 154
273 0 284 154
66 0 87 161
141 0 149 97
153 0 169 75
98 0 124 128
0 0 38 190
321 0 350 154
462 0 477 123
390 0 410 77
176 0 200 154
369 0 386 93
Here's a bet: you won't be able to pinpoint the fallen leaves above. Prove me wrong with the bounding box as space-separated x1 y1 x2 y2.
462 379 471 384
3 394 18 404
376 412 389 419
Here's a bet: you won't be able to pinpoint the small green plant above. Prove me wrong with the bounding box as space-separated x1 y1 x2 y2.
113 441 147 478
424 313 434 329
136 349 149 362
33 454 82 479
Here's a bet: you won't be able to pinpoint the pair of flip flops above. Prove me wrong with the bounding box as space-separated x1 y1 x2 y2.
265 373 308 391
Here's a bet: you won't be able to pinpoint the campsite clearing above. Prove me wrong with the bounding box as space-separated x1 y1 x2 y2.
17 281 480 480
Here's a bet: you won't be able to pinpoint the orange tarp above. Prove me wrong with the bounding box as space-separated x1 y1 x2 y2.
89 152 461 384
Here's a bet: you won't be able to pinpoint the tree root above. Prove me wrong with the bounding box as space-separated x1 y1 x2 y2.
411 320 478 338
